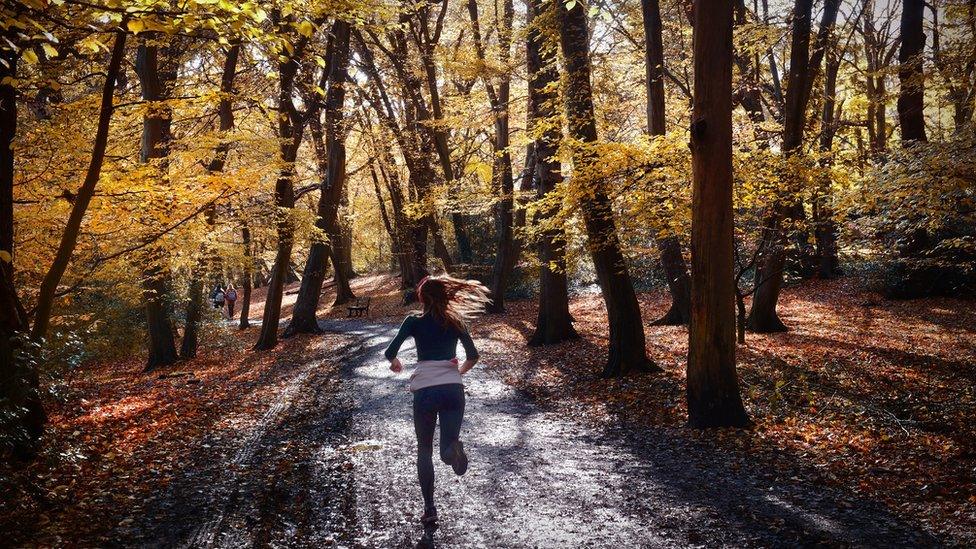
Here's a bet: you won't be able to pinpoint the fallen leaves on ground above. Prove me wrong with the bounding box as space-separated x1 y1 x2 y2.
466 277 975 545
0 324 351 547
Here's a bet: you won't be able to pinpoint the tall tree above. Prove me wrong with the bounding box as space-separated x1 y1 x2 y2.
413 0 474 264
643 0 692 325
747 0 841 332
136 40 180 371
356 26 454 275
528 0 578 345
1 45 44 458
898 0 929 142
558 0 659 376
31 24 128 341
287 19 354 337
467 0 517 312
254 13 316 350
687 0 750 428
813 39 842 278
181 42 241 358
239 221 253 329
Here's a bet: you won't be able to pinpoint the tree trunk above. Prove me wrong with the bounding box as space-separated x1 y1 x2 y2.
287 21 354 337
239 222 253 329
814 42 842 278
0 50 45 458
558 0 658 376
863 0 889 157
642 0 692 325
414 6 473 265
527 0 579 346
143 266 178 370
31 25 127 341
467 0 516 312
374 155 419 286
687 0 750 428
180 276 204 359
354 32 440 283
642 0 667 135
136 42 180 371
898 0 928 142
181 43 240 358
338 188 356 281
748 0 838 333
255 26 310 350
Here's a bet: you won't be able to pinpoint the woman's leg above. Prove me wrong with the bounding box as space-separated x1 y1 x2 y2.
437 384 465 465
413 389 438 511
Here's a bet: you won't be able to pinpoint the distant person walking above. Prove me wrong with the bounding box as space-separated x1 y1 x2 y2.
224 285 238 320
211 285 224 310
384 275 489 527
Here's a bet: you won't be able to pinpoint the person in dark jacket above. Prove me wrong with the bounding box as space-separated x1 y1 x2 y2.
384 274 489 526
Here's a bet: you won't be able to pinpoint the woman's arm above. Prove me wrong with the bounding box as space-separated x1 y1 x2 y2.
458 328 479 374
384 316 415 370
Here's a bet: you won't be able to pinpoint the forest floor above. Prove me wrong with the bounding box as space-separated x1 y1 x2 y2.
1 274 973 547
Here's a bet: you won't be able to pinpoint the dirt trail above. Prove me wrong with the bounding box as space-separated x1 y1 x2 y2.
121 319 939 548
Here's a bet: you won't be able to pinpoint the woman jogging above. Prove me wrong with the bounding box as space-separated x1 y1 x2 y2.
384 274 489 526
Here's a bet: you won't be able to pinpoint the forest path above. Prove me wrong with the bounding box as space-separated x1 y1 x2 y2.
127 319 938 548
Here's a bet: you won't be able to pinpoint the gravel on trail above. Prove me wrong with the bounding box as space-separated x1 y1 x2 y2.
121 319 940 548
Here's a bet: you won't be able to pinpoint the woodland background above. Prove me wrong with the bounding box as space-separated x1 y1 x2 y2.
0 0 974 544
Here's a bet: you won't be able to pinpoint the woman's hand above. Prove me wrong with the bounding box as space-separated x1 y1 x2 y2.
458 359 476 375
389 358 403 373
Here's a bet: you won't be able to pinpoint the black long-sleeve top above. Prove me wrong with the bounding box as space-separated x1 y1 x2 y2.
384 313 479 362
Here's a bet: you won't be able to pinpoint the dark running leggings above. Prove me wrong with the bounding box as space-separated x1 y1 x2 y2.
412 383 465 511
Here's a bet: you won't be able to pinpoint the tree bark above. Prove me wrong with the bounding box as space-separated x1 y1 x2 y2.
239 221 253 329
467 0 516 312
255 17 313 350
687 0 750 428
558 0 658 376
181 43 241 358
642 0 692 325
642 0 667 136
814 41 842 278
0 49 44 458
31 25 128 341
898 0 928 142
287 20 354 337
136 42 180 371
527 0 578 346
747 0 839 332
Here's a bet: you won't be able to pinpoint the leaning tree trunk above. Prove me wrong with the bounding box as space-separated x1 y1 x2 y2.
255 28 310 350
687 0 750 428
136 42 180 371
0 50 45 459
527 0 578 346
642 0 693 325
558 0 658 376
31 25 128 341
898 0 928 143
287 20 354 337
181 43 240 358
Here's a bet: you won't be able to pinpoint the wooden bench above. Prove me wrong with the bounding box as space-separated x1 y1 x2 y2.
347 296 371 317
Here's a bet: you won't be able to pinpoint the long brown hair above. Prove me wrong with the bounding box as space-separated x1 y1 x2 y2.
416 274 491 332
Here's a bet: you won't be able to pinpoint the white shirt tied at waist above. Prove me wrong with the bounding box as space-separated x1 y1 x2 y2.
410 359 462 392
